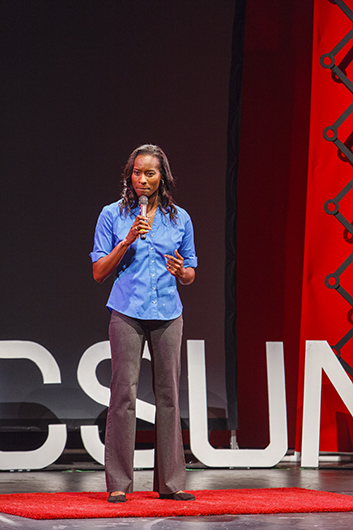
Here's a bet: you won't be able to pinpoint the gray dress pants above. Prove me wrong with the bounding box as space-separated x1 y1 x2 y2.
105 310 186 494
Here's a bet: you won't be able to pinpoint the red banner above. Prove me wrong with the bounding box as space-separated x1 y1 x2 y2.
296 0 353 452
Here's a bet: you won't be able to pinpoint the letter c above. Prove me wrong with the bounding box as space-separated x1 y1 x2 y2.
0 341 67 470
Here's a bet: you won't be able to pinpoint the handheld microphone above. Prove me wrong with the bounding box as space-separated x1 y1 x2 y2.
139 195 148 240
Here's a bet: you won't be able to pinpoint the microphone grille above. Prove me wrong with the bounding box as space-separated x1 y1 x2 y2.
139 195 148 206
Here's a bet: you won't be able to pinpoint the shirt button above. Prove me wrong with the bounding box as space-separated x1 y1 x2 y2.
150 247 154 250
153 287 156 290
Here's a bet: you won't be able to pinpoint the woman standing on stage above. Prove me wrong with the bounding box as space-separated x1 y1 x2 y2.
90 144 197 503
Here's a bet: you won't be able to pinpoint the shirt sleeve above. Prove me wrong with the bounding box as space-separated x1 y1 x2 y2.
90 206 115 263
179 213 198 269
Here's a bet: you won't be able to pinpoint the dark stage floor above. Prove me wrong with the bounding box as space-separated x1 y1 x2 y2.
0 453 353 529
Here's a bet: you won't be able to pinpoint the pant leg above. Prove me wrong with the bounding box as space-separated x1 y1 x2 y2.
105 311 145 493
147 315 186 494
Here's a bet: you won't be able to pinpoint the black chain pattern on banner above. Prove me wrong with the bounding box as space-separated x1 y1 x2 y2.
322 0 353 377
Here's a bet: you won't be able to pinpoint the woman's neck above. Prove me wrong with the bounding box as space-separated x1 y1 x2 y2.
147 193 159 213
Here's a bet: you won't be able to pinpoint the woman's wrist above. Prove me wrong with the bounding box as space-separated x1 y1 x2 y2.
178 267 195 285
177 267 186 281
120 237 131 249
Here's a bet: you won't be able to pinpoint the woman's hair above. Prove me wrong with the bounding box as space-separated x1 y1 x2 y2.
120 144 177 221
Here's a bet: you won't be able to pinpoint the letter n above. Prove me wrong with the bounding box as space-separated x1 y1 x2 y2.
301 340 353 467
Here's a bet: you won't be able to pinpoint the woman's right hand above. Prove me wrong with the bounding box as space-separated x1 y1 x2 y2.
126 215 151 244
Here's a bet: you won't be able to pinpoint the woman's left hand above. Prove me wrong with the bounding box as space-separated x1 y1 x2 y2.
164 249 195 285
164 249 185 278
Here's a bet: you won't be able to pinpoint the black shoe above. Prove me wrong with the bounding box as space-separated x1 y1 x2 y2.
159 491 195 501
107 493 127 503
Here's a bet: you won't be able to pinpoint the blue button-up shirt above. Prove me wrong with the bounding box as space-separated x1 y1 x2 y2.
90 201 197 320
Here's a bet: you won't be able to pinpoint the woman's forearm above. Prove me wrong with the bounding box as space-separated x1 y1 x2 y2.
92 214 151 283
92 238 130 283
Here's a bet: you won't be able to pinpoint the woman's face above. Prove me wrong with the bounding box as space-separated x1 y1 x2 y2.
131 155 162 199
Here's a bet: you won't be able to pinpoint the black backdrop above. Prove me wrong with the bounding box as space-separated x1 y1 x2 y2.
0 1 235 441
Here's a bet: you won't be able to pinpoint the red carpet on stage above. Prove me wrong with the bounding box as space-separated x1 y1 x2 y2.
1 488 353 520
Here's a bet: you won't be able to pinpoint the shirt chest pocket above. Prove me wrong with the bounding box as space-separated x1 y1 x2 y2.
152 224 184 258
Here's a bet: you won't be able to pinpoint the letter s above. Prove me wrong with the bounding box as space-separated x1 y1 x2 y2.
77 341 155 468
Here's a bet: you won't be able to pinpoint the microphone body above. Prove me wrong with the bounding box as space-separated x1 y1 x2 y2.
138 195 148 240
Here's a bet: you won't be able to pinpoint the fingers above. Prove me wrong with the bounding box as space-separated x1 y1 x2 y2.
164 250 184 277
135 215 150 231
129 216 150 242
164 255 182 265
164 250 183 262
